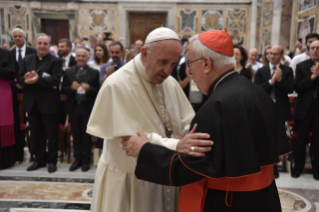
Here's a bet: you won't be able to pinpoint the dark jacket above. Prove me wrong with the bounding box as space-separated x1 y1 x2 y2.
294 59 319 120
17 53 63 114
59 54 77 68
254 64 294 121
11 46 37 68
61 66 100 114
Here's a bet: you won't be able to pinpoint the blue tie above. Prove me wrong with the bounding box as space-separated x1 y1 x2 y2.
18 49 23 67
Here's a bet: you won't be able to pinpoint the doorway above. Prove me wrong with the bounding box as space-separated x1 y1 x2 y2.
41 19 69 46
129 12 167 47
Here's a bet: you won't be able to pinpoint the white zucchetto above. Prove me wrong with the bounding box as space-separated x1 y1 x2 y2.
145 27 180 44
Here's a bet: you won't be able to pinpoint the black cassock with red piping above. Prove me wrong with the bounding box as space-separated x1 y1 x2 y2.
135 72 291 212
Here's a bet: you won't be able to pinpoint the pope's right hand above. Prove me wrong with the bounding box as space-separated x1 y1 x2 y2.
176 124 214 157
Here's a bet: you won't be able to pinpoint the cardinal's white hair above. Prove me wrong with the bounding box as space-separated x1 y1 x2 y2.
189 34 235 69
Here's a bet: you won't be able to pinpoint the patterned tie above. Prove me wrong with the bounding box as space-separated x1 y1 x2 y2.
18 49 23 67
272 66 276 76
270 66 276 101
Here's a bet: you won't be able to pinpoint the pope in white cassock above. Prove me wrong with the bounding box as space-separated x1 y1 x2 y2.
87 27 213 212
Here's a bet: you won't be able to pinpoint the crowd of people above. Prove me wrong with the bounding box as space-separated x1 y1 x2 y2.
0 28 141 172
0 27 318 182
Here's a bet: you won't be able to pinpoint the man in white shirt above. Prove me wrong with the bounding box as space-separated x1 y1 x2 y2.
10 28 37 68
246 48 262 81
58 38 77 71
290 33 319 76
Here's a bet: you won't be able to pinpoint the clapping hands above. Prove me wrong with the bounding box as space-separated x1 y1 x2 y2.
24 71 39 84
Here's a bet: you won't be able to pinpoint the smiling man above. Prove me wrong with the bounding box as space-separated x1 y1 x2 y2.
17 33 63 173
87 27 213 212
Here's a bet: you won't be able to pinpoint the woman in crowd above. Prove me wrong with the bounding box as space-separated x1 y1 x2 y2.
262 45 272 67
88 44 110 71
233 44 252 81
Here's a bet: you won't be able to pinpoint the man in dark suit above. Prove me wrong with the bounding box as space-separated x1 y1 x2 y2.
10 28 37 90
254 45 294 178
62 47 100 171
10 28 37 68
292 40 319 180
58 38 77 71
17 33 63 173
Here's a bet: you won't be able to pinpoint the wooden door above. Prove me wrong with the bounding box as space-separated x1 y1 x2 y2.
129 13 167 47
41 19 69 45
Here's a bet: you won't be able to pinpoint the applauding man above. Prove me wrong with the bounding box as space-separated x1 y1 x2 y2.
62 47 100 172
17 33 63 173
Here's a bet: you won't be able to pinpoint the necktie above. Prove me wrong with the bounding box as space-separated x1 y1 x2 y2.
270 66 276 101
62 58 66 68
18 49 23 67
272 66 276 76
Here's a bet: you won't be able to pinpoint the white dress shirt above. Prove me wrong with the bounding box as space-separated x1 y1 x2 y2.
15 44 26 61
63 53 71 67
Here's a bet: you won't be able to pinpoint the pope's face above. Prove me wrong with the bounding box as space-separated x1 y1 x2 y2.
142 40 182 84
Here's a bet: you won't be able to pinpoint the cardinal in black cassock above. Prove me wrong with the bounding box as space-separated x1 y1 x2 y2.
122 30 291 212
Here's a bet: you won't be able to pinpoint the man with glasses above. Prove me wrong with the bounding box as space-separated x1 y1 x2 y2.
122 30 290 212
254 45 294 178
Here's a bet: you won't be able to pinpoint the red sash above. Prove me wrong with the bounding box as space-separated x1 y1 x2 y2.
178 164 274 212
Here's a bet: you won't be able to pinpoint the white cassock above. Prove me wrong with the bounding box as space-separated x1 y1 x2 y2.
87 53 194 212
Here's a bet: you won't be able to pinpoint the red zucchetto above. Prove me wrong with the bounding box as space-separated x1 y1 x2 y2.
198 30 234 57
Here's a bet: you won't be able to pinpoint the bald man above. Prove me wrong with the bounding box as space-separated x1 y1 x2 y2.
292 40 319 180
254 45 294 178
134 39 144 53
246 48 262 80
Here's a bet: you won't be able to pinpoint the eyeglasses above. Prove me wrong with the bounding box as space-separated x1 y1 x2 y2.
185 58 203 68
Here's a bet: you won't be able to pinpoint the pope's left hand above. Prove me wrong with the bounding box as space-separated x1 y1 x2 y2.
122 131 149 157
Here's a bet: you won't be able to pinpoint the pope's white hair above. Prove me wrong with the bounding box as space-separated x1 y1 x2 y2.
11 28 26 37
189 34 236 69
144 42 157 54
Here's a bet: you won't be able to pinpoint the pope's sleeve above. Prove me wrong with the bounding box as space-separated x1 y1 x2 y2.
136 143 204 186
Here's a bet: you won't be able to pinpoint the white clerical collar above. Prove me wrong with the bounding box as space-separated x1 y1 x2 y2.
136 53 146 72
16 44 26 52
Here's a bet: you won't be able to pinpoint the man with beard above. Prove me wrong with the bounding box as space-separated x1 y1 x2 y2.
99 41 125 83
58 38 77 71
122 30 291 212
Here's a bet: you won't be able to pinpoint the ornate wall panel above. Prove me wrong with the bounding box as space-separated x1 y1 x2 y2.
201 10 223 31
260 0 274 51
178 9 198 33
176 4 250 48
8 5 28 29
78 4 118 48
0 7 6 45
292 0 319 48
0 1 31 46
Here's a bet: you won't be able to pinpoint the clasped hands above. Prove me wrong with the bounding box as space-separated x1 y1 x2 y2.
121 124 214 157
24 71 39 84
270 67 282 84
72 81 89 91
